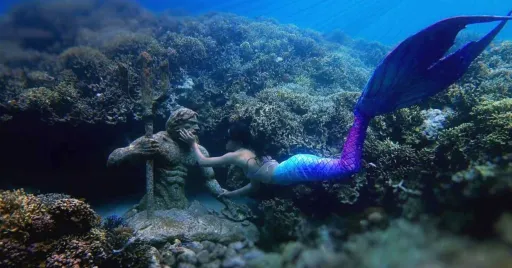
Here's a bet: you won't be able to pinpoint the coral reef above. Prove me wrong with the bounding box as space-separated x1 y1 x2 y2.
45 228 109 267
258 198 303 244
0 0 375 127
220 36 512 240
1 0 512 266
47 198 102 236
0 189 152 268
0 189 51 242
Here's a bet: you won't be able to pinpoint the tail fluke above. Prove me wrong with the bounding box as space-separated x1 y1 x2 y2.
355 12 512 117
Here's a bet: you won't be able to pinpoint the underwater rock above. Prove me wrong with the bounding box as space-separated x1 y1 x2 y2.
280 242 304 264
494 212 512 245
245 253 282 268
177 250 198 264
196 249 210 264
227 241 245 252
177 263 197 268
222 256 245 268
293 248 343 268
159 238 263 268
125 201 259 246
201 240 217 252
420 108 452 140
202 260 222 268
210 243 228 259
183 241 204 253
242 249 265 260
161 249 176 266
147 246 166 268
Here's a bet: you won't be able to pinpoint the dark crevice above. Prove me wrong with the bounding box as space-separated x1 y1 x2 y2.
0 113 148 206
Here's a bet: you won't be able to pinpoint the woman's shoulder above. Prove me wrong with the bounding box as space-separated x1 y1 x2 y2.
230 149 255 164
239 148 258 158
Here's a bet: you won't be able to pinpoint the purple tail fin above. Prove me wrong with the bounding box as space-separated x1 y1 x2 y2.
355 12 512 117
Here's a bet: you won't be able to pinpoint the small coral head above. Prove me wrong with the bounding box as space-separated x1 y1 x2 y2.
139 51 152 62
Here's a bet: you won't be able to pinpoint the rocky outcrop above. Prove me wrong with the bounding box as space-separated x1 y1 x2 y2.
125 201 259 247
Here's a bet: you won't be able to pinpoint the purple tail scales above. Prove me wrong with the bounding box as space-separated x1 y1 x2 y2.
272 111 370 184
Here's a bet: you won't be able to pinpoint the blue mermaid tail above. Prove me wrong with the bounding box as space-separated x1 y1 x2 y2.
271 12 512 185
355 12 512 117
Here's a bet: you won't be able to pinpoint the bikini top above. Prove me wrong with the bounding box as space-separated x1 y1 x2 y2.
245 155 278 180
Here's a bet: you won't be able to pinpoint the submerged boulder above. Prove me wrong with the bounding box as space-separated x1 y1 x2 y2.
125 201 259 246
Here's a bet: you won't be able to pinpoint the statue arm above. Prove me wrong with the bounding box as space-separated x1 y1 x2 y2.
197 145 253 222
197 146 239 201
107 137 147 167
198 146 224 196
202 163 252 221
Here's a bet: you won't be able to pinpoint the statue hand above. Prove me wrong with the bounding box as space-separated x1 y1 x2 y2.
134 137 159 157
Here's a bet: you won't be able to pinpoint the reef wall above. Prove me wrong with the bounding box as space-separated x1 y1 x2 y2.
0 0 511 245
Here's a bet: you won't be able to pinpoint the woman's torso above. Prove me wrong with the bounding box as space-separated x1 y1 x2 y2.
236 149 278 183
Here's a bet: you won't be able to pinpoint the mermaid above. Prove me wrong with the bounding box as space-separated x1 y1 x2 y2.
179 12 512 198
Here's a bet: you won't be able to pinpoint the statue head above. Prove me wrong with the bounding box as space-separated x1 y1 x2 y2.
166 108 200 139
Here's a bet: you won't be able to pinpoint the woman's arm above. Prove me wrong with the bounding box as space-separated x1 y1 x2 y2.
222 180 261 198
191 142 237 167
180 129 238 167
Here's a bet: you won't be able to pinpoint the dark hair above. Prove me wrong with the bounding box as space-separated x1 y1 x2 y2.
226 122 253 146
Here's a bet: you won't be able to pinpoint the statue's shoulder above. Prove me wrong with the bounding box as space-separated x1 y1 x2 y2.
154 131 180 152
154 131 175 142
197 144 210 155
153 131 169 138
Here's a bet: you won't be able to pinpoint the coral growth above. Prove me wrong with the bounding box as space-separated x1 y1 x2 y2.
0 0 375 127
1 0 512 265
0 189 50 242
46 228 109 267
258 198 304 245
0 189 151 267
47 198 101 236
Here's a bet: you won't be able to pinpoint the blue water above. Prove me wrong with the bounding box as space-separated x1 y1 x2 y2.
2 0 511 45
136 0 512 45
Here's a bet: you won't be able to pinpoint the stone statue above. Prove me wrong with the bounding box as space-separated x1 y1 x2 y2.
107 108 252 221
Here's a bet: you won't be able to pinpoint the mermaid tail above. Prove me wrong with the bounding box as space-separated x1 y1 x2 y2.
355 12 512 117
272 13 512 184
272 111 370 184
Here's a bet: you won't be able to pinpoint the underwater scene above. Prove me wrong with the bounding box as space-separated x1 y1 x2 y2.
0 0 512 267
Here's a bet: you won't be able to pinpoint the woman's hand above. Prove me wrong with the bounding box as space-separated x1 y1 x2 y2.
179 129 196 146
218 188 232 198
